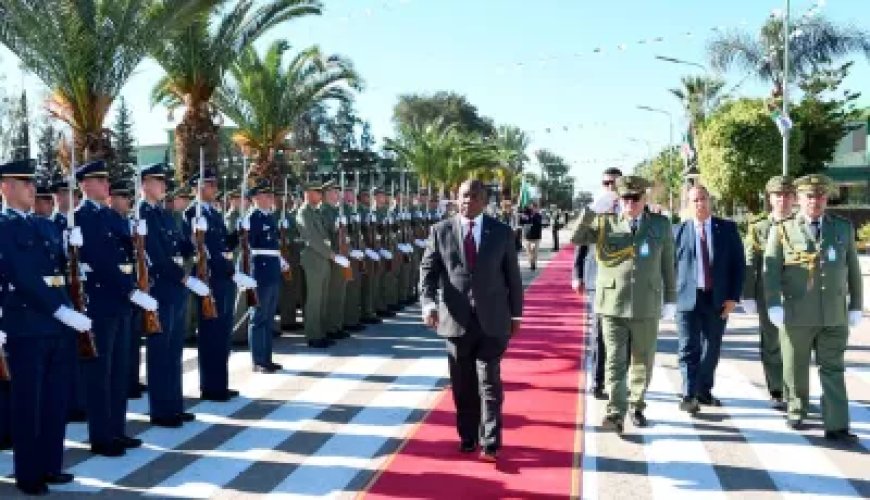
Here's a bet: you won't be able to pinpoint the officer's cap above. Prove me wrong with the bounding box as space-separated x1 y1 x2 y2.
187 167 218 187
110 181 132 197
615 175 650 196
795 174 835 195
172 186 193 199
320 179 338 191
246 179 274 197
35 184 53 198
765 175 795 194
50 179 70 193
139 163 167 180
225 189 241 199
0 158 36 180
301 180 322 191
74 160 109 182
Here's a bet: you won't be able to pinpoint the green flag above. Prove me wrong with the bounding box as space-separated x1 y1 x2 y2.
518 177 531 208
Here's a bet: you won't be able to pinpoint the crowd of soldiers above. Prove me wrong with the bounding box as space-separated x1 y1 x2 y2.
0 157 445 495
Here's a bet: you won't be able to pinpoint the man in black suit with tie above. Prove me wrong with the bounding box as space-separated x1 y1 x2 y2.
673 185 745 413
420 179 524 462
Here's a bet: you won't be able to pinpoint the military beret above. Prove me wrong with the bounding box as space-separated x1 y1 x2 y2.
110 181 132 197
35 184 53 198
0 158 36 179
187 167 218 187
246 179 274 197
225 189 241 198
301 180 323 191
320 179 338 191
172 186 193 199
615 175 650 196
765 175 795 193
795 174 835 195
74 160 109 182
139 163 167 180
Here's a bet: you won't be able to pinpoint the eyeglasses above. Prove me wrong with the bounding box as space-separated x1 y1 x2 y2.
620 193 641 202
602 180 615 187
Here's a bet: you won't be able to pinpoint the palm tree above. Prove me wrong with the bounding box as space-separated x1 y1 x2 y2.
493 125 530 198
214 40 362 181
669 75 726 127
708 16 870 95
151 0 321 182
385 120 460 191
0 0 213 164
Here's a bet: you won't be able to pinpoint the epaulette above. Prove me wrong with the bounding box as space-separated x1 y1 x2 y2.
749 212 768 224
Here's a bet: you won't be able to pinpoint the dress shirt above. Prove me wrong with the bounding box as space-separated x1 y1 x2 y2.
805 215 824 241
459 213 483 251
694 217 713 290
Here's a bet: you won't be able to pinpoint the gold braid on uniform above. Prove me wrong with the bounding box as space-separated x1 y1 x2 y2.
746 222 764 254
595 216 635 267
777 223 818 287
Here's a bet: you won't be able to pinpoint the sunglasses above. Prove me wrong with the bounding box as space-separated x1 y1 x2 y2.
602 180 615 187
620 193 642 202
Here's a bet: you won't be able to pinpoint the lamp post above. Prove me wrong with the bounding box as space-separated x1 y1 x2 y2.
627 137 653 170
637 105 675 211
781 0 792 176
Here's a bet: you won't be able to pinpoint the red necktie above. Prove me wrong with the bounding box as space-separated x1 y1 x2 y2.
464 220 477 270
700 223 712 291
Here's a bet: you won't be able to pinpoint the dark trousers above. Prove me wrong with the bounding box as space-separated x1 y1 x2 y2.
147 285 186 418
198 281 236 394
7 335 75 486
676 290 727 398
0 381 10 444
82 313 132 445
594 315 606 389
128 309 143 395
445 314 509 450
249 283 279 366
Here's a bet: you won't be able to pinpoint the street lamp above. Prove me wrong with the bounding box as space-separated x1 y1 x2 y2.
781 0 792 176
627 137 653 170
654 55 711 116
637 105 675 210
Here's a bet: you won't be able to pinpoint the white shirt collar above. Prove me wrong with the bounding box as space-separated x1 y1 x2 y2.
694 216 712 228
7 207 29 218
459 213 483 227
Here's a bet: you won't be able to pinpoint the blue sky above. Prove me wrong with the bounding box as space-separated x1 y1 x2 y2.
2 0 868 192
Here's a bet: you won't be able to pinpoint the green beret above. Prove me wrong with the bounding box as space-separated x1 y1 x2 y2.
795 174 835 195
615 175 650 196
302 181 322 191
765 175 796 193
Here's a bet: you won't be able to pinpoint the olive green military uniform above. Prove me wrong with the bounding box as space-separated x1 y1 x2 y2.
393 206 411 304
321 201 347 335
358 203 379 321
297 202 332 341
343 203 363 328
763 174 862 432
570 176 676 422
376 205 399 311
278 206 304 330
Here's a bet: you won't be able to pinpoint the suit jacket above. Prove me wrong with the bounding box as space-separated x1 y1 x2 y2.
673 217 745 312
420 214 523 338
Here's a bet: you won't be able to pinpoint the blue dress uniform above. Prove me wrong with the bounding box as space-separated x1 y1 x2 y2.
0 213 12 450
138 164 196 427
74 160 141 456
246 181 282 371
183 169 239 400
0 159 78 494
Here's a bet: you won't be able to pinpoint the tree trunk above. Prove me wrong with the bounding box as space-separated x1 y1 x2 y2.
175 100 220 185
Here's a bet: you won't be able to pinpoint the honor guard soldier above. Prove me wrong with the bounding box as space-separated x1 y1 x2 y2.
321 180 350 340
34 184 55 218
110 181 133 215
278 190 305 332
741 175 795 409
763 174 863 442
224 189 251 344
0 158 93 495
0 234 10 452
75 160 155 456
184 168 254 400
50 180 76 231
297 181 345 348
375 188 399 315
244 179 285 370
357 188 382 325
570 175 676 433
138 163 210 427
342 183 365 332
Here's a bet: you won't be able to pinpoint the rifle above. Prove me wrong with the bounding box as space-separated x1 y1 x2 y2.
133 166 162 335
279 176 292 282
368 171 384 273
240 157 259 307
390 181 401 271
195 147 218 320
67 145 97 359
337 171 353 281
353 170 365 276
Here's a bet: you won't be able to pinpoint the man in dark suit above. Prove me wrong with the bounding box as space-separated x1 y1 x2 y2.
520 203 543 270
420 179 523 462
673 185 745 413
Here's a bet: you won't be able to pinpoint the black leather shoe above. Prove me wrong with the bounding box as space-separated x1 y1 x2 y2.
459 440 477 453
697 394 722 407
115 436 143 449
377 310 396 318
679 397 701 414
67 409 87 423
91 441 125 457
327 330 350 340
281 323 303 331
127 389 144 399
630 410 648 428
178 412 195 422
16 481 48 496
824 429 858 443
345 324 365 332
786 418 804 430
267 362 283 371
592 387 607 400
601 415 624 433
307 338 334 348
44 472 74 484
150 415 183 428
480 446 498 462
0 437 12 450
771 395 787 411
253 364 278 373
201 391 231 402
362 317 382 325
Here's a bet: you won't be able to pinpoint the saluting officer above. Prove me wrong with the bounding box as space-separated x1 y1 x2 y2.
321 181 350 339
244 179 285 370
184 168 255 399
138 163 210 427
763 174 863 442
741 175 795 409
0 158 93 495
75 160 155 456
570 175 676 433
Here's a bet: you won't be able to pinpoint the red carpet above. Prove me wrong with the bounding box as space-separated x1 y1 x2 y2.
363 246 589 499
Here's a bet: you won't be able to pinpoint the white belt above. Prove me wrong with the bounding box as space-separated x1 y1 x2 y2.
173 256 184 265
222 252 234 260
80 263 93 273
251 249 280 257
44 276 66 287
119 264 134 274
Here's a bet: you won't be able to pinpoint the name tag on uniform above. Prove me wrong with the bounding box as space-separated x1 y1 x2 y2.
828 246 836 262
639 241 650 257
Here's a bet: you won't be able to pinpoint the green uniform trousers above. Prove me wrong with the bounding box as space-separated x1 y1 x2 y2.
397 257 410 303
360 261 378 320
301 250 330 341
780 325 849 430
758 308 784 396
343 267 362 327
601 316 658 418
324 262 347 334
279 274 302 328
383 263 399 308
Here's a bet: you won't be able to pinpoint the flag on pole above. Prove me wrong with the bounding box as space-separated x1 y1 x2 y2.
518 177 531 208
771 108 793 136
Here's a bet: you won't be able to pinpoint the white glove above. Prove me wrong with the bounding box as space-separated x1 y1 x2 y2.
379 249 393 260
0 330 6 346
571 278 581 292
352 214 361 223
415 239 427 248
280 219 289 229
135 219 147 236
661 303 676 321
768 306 784 328
365 248 381 261
848 310 863 328
339 215 348 225
129 290 158 311
233 272 257 290
184 276 211 297
591 191 618 214
194 216 208 233
334 255 351 268
65 227 84 248
741 299 757 314
280 257 290 272
238 217 251 231
53 305 92 332
350 249 365 260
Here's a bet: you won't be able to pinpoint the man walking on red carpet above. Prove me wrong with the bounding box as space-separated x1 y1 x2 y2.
420 179 524 462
